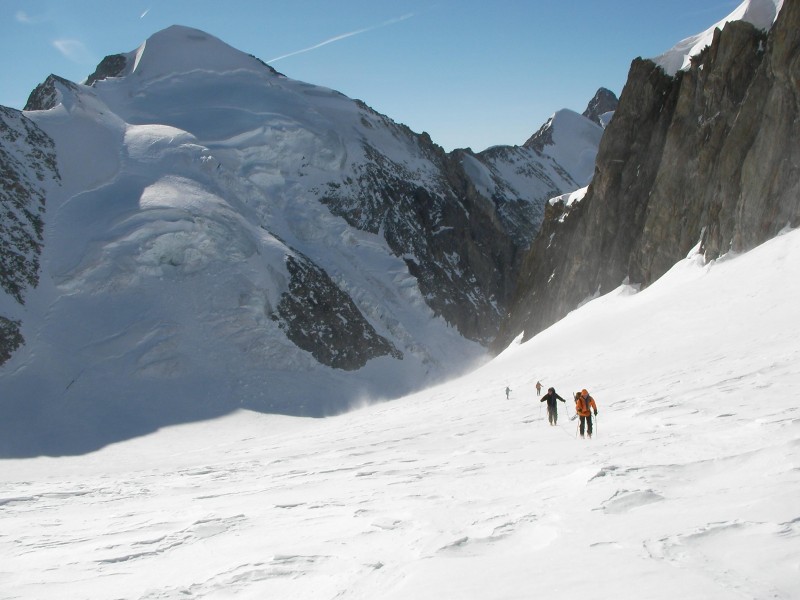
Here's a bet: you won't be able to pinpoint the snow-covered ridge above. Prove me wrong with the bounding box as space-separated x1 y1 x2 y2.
654 0 783 75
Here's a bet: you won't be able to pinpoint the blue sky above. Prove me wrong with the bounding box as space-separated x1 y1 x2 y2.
1 0 742 151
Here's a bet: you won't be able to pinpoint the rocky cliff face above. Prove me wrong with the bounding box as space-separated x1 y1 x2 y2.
316 115 518 345
0 107 60 364
500 0 799 346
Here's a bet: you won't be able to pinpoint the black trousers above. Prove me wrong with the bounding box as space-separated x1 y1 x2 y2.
547 406 558 424
579 415 593 436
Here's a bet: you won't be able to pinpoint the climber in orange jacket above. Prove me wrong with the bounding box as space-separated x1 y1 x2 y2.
575 389 598 438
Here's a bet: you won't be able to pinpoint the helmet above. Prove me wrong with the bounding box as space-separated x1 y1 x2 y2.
581 389 588 396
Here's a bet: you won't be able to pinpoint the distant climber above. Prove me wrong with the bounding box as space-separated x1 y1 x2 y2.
540 387 566 425
575 389 598 438
536 381 542 396
505 386 511 399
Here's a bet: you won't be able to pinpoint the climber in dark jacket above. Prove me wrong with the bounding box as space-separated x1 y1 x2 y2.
540 387 566 425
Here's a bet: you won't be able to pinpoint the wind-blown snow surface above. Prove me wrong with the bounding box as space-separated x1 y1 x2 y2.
3 228 798 599
654 0 783 75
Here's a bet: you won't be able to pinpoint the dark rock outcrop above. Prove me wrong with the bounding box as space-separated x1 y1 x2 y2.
523 118 555 154
85 54 128 86
271 252 402 370
0 107 59 366
582 87 619 125
0 107 59 303
0 317 23 365
499 1 800 346
24 75 80 111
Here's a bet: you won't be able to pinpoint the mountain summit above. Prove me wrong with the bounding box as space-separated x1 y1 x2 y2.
0 25 599 454
124 25 274 80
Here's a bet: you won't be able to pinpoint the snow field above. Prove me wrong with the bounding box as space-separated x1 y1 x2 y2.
2 228 798 599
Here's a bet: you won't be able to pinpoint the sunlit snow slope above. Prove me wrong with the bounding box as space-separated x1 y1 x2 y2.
2 228 798 599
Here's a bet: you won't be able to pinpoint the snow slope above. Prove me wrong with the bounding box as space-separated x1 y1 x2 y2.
2 227 797 599
654 0 784 75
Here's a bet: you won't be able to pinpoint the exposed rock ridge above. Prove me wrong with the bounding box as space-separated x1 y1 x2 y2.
24 75 80 111
523 118 555 153
499 0 800 346
85 54 128 86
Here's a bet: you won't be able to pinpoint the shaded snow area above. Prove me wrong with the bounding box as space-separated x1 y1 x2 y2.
2 228 798 599
654 0 783 75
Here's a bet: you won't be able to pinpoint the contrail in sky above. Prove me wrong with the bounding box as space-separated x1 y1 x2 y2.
140 8 150 19
267 13 415 64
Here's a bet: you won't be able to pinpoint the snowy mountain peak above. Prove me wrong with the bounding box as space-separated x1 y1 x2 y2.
23 74 81 111
6 21 589 443
523 108 604 187
653 0 783 75
127 25 277 82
